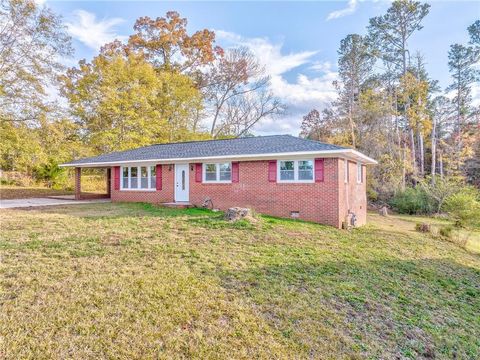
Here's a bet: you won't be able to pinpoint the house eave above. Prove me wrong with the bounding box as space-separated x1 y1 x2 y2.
60 149 377 168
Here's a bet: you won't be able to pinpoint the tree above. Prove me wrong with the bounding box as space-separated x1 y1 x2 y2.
0 0 72 123
335 34 375 148
127 11 222 75
367 0 430 182
205 47 285 138
367 0 430 76
61 53 204 154
446 42 479 173
430 96 454 182
468 20 480 47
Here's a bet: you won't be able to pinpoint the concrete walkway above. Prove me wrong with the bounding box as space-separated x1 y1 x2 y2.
0 197 111 209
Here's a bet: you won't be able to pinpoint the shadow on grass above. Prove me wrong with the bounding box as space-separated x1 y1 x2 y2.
17 202 218 219
217 258 480 359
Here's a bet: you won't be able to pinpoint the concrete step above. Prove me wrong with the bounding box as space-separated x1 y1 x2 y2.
161 202 193 209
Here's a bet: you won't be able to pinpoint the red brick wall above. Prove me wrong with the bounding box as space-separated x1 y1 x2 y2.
108 158 368 228
189 159 340 227
111 165 175 203
337 159 367 227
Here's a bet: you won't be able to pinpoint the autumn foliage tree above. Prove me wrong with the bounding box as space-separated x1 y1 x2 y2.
61 52 204 154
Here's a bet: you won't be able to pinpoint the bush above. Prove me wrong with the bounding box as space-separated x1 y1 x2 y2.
389 187 434 215
443 187 480 229
439 225 453 238
415 223 431 233
367 187 379 202
0 171 36 186
34 161 68 189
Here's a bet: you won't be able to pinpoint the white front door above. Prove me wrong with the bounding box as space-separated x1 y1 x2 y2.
174 164 189 202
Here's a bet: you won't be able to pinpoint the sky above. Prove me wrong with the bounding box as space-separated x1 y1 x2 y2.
41 0 480 136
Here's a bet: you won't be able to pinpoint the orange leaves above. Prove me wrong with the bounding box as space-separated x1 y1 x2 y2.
127 12 222 72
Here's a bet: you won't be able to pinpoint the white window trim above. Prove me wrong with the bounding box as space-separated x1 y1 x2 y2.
202 162 232 183
120 165 157 191
277 159 315 183
357 162 363 184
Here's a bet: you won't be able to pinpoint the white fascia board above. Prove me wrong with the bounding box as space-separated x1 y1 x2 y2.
60 149 377 168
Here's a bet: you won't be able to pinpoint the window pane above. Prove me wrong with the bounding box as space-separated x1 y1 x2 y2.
150 166 156 188
219 163 231 181
141 166 148 188
131 167 138 188
280 161 294 180
298 160 313 180
205 164 217 181
122 167 128 188
357 163 362 182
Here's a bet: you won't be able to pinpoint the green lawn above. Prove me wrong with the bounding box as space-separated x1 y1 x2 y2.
1 203 479 359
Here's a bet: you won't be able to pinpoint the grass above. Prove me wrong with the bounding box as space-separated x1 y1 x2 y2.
0 178 107 200
1 203 479 359
0 185 74 200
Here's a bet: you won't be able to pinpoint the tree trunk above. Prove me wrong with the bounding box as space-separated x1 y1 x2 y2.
439 151 444 179
418 130 424 178
410 127 417 183
431 114 437 184
401 141 407 190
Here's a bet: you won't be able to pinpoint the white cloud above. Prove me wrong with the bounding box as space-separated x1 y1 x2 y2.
327 0 358 20
215 31 338 135
66 10 126 51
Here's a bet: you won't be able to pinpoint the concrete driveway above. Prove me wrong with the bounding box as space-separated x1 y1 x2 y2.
0 197 110 209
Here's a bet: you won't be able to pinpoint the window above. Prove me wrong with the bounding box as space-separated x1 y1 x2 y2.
121 165 156 190
280 161 295 180
140 167 148 189
130 167 138 188
203 163 232 183
278 160 314 182
344 159 349 183
205 164 217 181
357 162 363 183
298 160 314 180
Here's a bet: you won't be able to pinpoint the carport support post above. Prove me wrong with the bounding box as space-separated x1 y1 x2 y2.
75 167 82 200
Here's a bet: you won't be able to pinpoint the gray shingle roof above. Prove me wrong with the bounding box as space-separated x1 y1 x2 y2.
63 135 350 166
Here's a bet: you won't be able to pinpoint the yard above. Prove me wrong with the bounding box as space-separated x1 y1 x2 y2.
1 203 479 359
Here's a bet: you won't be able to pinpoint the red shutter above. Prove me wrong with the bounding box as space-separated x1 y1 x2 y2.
114 166 120 190
315 158 324 182
268 161 276 182
156 164 162 190
195 163 202 182
232 162 239 183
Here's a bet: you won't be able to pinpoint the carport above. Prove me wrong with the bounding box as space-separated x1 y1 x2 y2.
73 167 111 200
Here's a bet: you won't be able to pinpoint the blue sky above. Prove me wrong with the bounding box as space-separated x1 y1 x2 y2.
42 0 479 135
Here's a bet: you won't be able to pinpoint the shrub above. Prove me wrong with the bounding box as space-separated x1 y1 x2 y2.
443 187 480 229
415 223 431 233
439 225 453 238
367 187 379 202
389 187 433 215
34 161 68 189
0 171 36 186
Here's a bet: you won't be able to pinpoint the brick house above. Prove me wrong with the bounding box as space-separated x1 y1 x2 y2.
61 135 376 228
